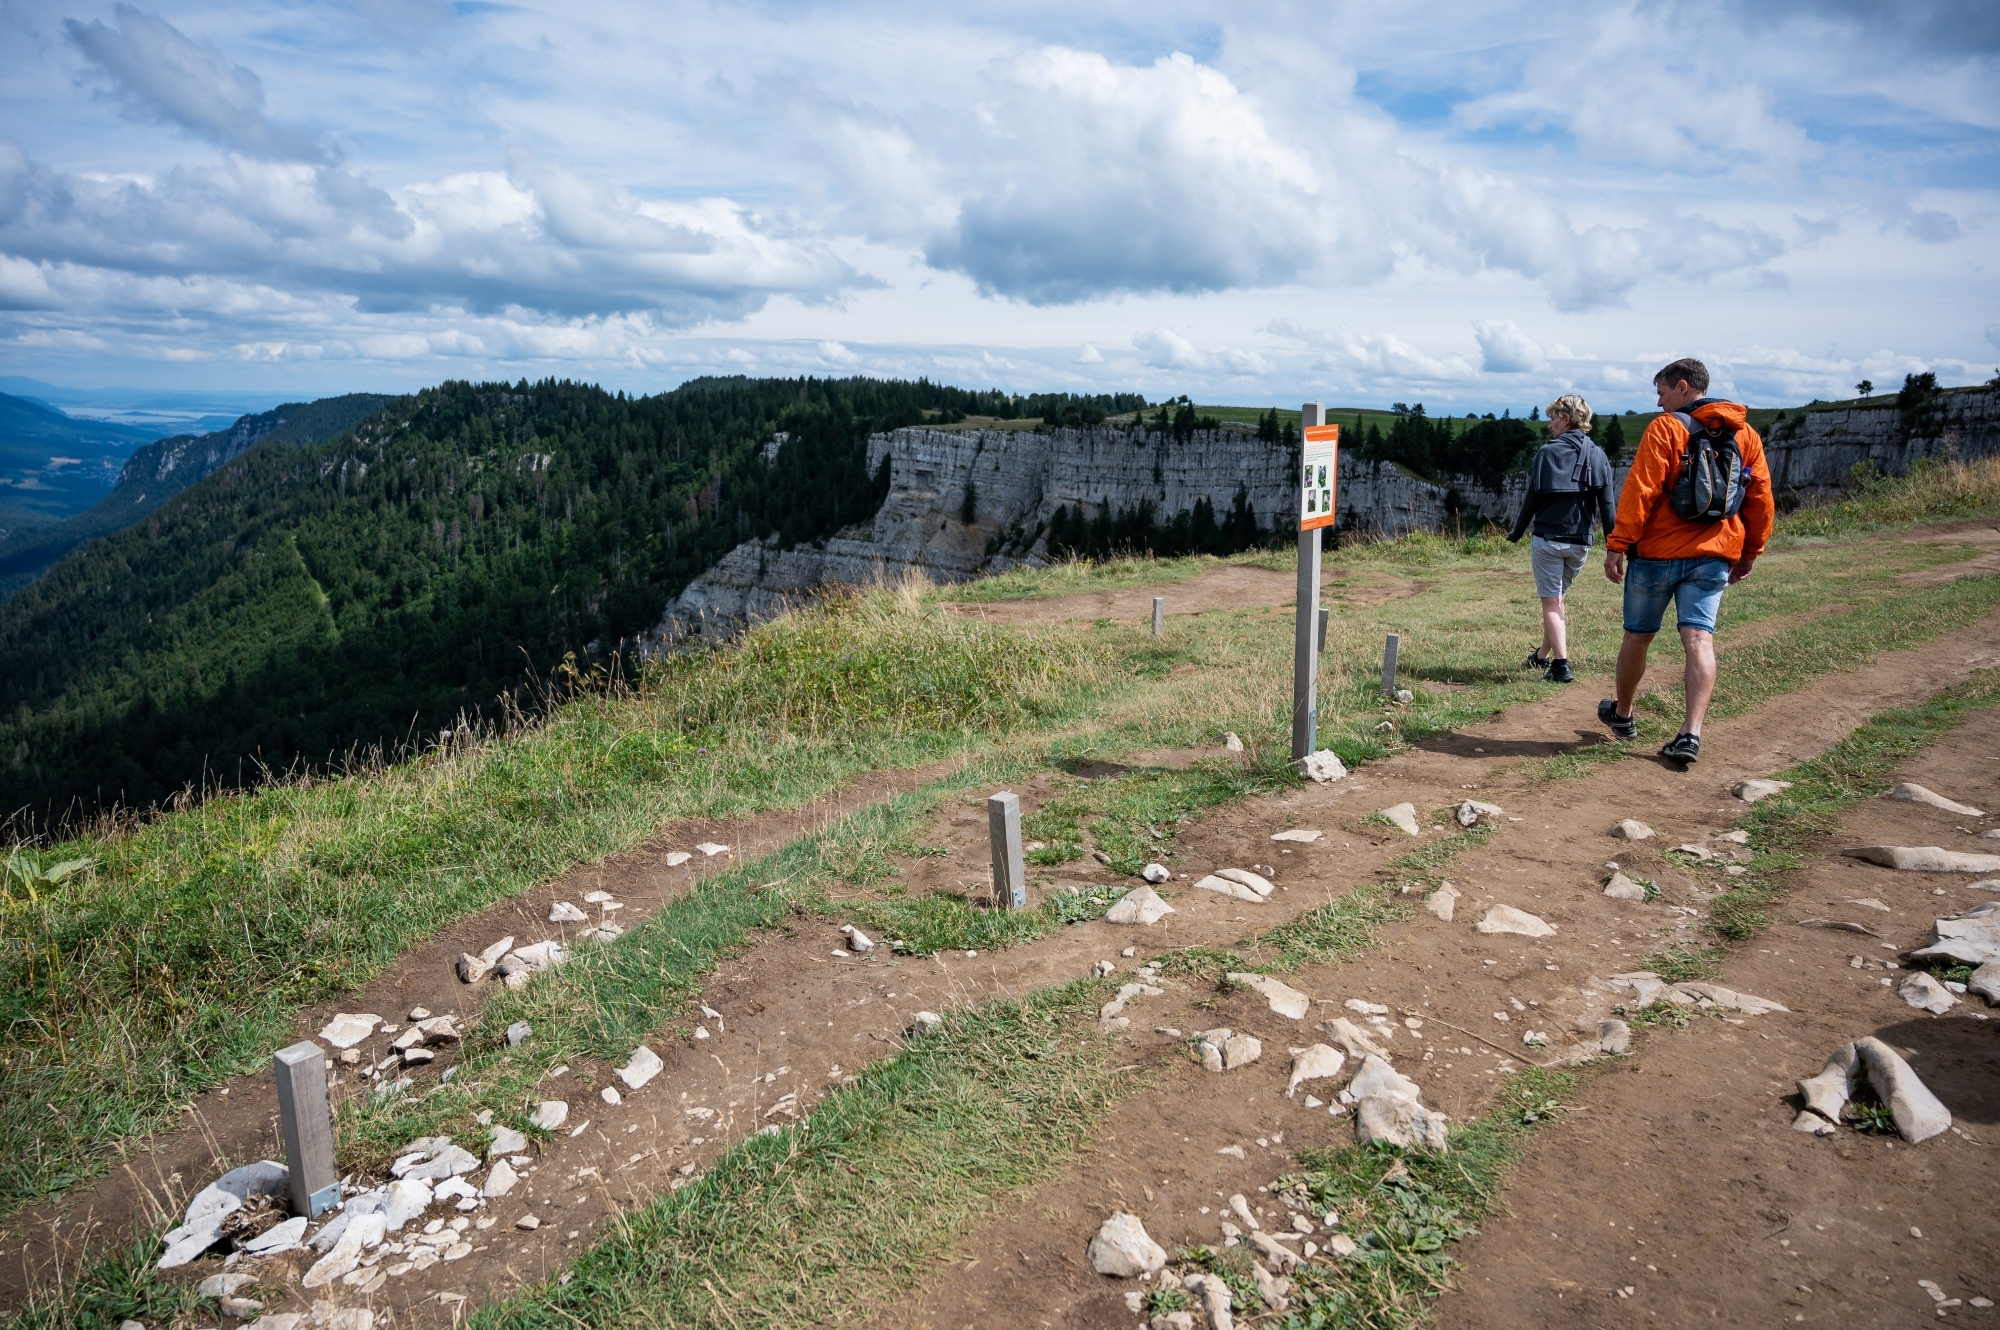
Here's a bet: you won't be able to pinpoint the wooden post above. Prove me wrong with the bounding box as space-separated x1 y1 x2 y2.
1317 607 1329 654
1380 633 1401 695
988 792 1026 910
1291 403 1326 762
274 1041 340 1218
1151 596 1164 639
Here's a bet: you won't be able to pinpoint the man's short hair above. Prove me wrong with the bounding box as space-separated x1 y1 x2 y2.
1549 393 1593 431
1653 358 1709 393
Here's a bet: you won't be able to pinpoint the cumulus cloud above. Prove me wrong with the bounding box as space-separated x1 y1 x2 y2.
1133 327 1207 370
65 6 330 162
1473 319 1546 373
1076 343 1103 364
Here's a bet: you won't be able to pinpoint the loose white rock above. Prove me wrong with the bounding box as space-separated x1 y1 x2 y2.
1320 1017 1391 1060
1343 998 1389 1016
1845 846 2000 873
506 1022 532 1047
528 1100 568 1131
1603 872 1648 902
1192 874 1264 903
697 842 731 856
617 1045 664 1089
1456 800 1503 827
197 1272 260 1298
1140 862 1172 884
1425 882 1460 921
584 890 613 903
1223 732 1245 752
1890 782 1985 817
1969 961 2000 1004
317 1014 381 1049
600 1086 622 1105
1733 779 1793 803
1286 1044 1346 1096
481 1160 519 1198
302 1214 385 1289
663 851 692 867
1086 1211 1167 1277
1910 906 2000 964
909 1011 944 1037
1228 972 1310 1019
1899 972 1959 1015
1797 1043 1859 1127
1215 867 1275 897
516 1214 542 1230
1271 828 1322 843
1475 905 1557 937
1356 1096 1450 1151
1105 886 1176 925
1378 803 1421 837
839 925 875 953
547 901 587 923
1610 819 1654 841
1301 751 1347 783
1595 1019 1632 1055
1855 1036 1951 1142
242 1215 308 1255
579 923 625 943
1674 982 1788 1015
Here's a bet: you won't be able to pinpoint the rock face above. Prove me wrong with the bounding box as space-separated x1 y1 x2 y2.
659 425 1576 633
1761 386 2000 502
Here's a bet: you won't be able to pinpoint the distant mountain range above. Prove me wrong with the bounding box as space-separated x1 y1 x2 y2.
0 392 162 531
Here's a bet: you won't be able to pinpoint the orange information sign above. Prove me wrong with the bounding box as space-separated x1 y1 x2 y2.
1299 423 1339 531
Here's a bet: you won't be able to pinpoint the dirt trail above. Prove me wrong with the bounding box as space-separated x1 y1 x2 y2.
944 563 1428 625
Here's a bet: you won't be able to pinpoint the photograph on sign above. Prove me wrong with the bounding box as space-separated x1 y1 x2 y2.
1299 424 1339 532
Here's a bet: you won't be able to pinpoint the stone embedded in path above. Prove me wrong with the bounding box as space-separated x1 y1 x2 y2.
1899 972 1959 1014
1086 1211 1168 1277
1301 751 1347 783
488 1124 529 1158
1192 874 1264 903
1670 843 1715 861
1320 1017 1391 1060
909 1011 944 1037
318 1013 382 1049
1426 883 1460 921
1845 845 2000 873
480 1160 519 1198
600 1086 621 1105
243 1215 308 1255
1287 1044 1346 1096
1910 904 2000 965
1890 782 1985 817
1610 819 1654 841
1105 886 1175 925
1607 972 1680 1010
197 1273 258 1298
697 842 731 856
1594 1019 1632 1055
1228 972 1310 1019
1186 1271 1236 1330
1197 1028 1262 1072
1356 1096 1450 1151
1675 982 1788 1016
1797 1043 1858 1129
1603 872 1648 902
1733 779 1793 803
1141 862 1171 883
1968 961 2000 1005
1344 998 1389 1015
840 924 875 953
1855 1036 1951 1143
1347 1053 1422 1103
1214 867 1275 897
529 1101 569 1131
617 1045 664 1090
664 850 692 867
1456 800 1503 827
1271 829 1322 843
547 901 587 923
1476 904 1556 937
1248 1230 1300 1274
1378 803 1421 837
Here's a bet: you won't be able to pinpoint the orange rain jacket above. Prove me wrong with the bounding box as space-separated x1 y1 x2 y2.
1606 399 1775 564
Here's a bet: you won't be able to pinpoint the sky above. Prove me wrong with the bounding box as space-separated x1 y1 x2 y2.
0 0 1996 414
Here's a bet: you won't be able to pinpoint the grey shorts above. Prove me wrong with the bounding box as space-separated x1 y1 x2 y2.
1531 536 1588 599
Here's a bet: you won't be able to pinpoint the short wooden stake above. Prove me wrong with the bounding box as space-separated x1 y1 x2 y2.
1151 596 1165 639
1380 633 1401 695
274 1041 340 1218
988 792 1026 911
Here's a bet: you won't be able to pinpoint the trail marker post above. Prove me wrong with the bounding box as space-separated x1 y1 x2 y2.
1317 608 1329 655
1292 405 1339 763
1151 597 1165 639
273 1041 340 1218
988 792 1026 910
1380 634 1402 695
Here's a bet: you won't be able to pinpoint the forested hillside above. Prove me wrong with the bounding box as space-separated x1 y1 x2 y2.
0 376 1132 819
0 393 159 530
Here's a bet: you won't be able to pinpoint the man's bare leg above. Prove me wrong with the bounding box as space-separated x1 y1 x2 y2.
1678 626 1717 736
1540 596 1568 660
1614 631 1653 716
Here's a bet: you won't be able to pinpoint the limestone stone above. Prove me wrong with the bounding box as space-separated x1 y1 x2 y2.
1855 1036 1951 1142
1215 867 1275 897
480 1160 519 1198
1228 972 1310 1019
1271 828 1322 843
1890 782 1985 816
1320 1017 1391 1060
1248 1230 1300 1273
243 1216 308 1255
1970 961 2000 1004
317 1013 381 1049
1301 751 1347 783
909 1011 944 1037
547 902 587 923
1379 803 1421 836
1425 883 1460 921
400 1145 478 1182
1595 1020 1632 1054
1346 1054 1422 1104
1844 845 2000 873
1192 874 1264 903
697 842 731 856
198 1273 259 1298
1798 1043 1859 1124
1249 1258 1291 1310
1140 862 1171 883
1223 1033 1262 1069
1356 1096 1450 1151
529 1101 569 1131
1475 905 1556 937
663 851 692 866
506 1022 532 1047
1732 779 1793 803
1898 972 1958 1014
1223 732 1245 752
1456 800 1503 826
1286 1044 1346 1096
1105 886 1175 925
1610 819 1654 841
1085 1211 1167 1277
1603 872 1648 901
1910 907 2000 964
1673 983 1788 1015
617 1046 664 1089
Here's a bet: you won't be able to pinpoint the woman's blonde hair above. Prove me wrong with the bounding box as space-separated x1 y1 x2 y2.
1549 393 1593 431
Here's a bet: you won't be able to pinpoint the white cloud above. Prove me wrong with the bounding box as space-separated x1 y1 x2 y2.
1133 328 1207 370
1473 319 1546 374
1076 343 1103 364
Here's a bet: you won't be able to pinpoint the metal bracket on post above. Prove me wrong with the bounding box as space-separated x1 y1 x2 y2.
988 792 1026 911
1380 633 1402 696
274 1041 340 1218
1291 402 1327 763
1151 596 1165 639
1317 608 1329 654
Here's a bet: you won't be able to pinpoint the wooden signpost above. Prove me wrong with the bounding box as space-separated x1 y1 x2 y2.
1292 407 1339 762
274 1040 341 1217
988 791 1026 910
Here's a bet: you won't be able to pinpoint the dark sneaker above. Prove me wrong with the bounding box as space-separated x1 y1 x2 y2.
1597 698 1637 740
1524 647 1551 671
1660 732 1701 763
1543 658 1575 683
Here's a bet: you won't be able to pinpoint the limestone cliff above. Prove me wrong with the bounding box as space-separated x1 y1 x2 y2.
1763 385 1998 501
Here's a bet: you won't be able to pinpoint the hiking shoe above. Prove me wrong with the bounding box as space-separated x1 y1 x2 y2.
1597 698 1637 740
1524 647 1551 671
1543 658 1575 683
1660 732 1701 763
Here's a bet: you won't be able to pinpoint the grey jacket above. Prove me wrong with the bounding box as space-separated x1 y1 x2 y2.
1508 430 1616 546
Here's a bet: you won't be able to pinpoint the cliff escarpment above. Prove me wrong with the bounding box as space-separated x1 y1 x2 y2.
1764 385 1999 501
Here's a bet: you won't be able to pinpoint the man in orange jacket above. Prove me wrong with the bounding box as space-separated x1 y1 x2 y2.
1599 358 1774 763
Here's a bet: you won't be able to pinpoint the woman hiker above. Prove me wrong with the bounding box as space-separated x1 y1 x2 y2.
1507 392 1616 683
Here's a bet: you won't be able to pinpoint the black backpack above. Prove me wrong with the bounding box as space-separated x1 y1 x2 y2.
1667 403 1745 522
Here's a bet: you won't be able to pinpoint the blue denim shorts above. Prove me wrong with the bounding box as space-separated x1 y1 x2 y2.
1623 556 1731 635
